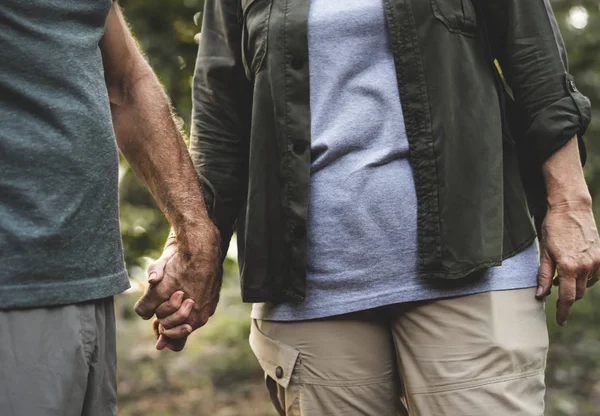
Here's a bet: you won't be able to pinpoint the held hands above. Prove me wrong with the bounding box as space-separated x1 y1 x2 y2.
134 223 221 351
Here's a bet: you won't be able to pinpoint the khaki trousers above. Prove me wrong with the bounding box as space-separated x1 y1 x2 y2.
250 288 548 416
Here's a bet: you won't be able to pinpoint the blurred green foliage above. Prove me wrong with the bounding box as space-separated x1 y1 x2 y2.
117 0 205 281
117 1 600 414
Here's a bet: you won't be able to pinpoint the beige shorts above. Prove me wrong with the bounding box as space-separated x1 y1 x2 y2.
251 288 548 415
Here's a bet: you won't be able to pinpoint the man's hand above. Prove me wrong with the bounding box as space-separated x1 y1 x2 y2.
134 223 221 351
536 137 600 326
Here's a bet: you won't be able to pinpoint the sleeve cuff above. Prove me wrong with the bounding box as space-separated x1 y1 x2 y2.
526 74 591 166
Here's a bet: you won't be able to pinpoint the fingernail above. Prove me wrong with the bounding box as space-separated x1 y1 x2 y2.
149 272 157 283
186 299 195 307
186 326 192 334
176 291 184 300
536 286 543 297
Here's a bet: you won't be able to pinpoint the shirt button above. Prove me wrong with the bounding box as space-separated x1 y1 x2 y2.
291 57 304 70
293 141 307 155
275 366 284 379
569 80 577 92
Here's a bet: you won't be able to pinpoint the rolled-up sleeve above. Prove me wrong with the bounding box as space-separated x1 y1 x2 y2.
477 0 591 165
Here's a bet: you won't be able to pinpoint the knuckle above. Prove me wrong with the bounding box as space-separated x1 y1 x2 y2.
157 308 172 320
160 318 174 329
155 306 167 319
170 311 184 324
561 294 576 304
159 325 172 336
171 311 185 324
560 260 578 275
581 259 594 272
162 324 187 338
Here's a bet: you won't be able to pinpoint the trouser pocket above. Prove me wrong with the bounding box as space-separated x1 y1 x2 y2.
249 319 301 415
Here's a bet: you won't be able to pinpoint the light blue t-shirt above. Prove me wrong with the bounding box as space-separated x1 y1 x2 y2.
252 0 539 321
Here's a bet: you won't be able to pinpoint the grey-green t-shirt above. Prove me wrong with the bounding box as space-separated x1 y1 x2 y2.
0 0 130 309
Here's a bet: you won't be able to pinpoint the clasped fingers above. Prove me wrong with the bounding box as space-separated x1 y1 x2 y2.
159 299 195 331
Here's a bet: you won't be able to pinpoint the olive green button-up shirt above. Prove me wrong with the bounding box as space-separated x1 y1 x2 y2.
190 0 591 303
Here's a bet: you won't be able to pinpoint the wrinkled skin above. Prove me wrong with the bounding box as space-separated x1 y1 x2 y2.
536 201 600 326
134 224 221 351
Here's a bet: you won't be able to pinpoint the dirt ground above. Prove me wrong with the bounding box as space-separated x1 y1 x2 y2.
115 275 277 416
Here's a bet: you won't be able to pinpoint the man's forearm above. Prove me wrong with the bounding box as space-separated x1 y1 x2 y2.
111 70 211 242
542 136 591 210
100 4 212 245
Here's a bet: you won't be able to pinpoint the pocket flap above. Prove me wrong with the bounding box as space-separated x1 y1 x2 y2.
249 319 300 389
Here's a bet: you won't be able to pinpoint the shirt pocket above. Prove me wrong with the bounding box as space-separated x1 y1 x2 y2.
430 0 478 36
241 0 273 80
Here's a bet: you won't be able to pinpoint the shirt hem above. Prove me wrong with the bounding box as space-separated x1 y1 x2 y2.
252 281 537 322
0 269 130 310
